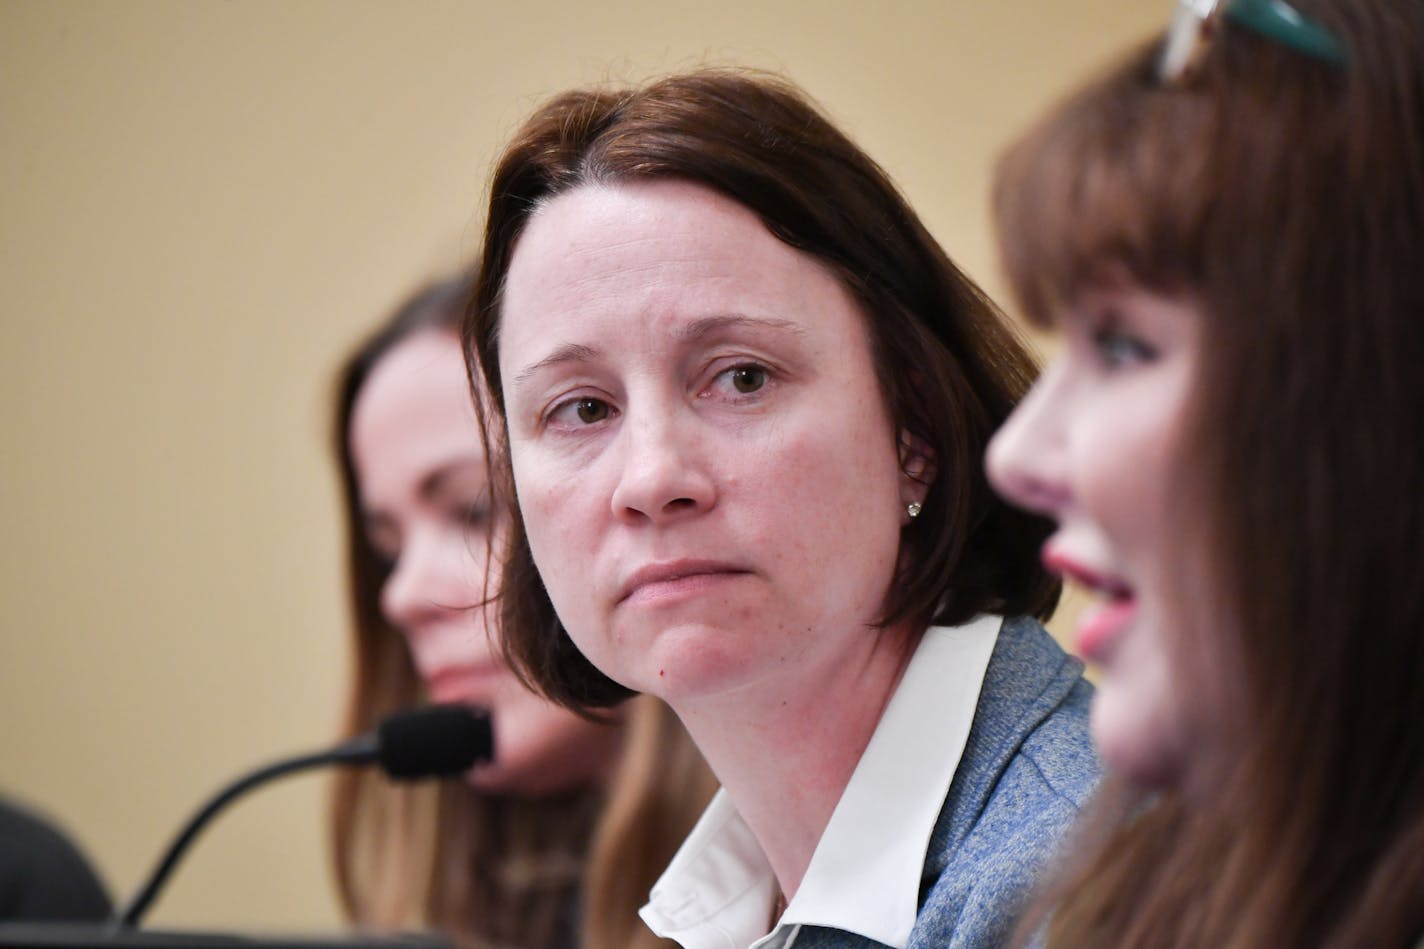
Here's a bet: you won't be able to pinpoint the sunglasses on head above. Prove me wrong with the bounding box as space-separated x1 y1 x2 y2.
1159 0 1346 84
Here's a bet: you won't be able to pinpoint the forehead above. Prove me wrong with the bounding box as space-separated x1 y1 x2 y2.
349 329 485 486
497 179 861 363
511 178 784 281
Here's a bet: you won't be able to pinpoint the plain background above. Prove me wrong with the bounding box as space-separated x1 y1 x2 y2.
2 0 1163 933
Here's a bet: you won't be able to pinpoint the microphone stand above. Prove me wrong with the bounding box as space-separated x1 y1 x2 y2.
113 736 379 931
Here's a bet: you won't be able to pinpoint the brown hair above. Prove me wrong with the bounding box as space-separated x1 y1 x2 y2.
328 275 716 948
996 3 1424 945
466 68 1060 709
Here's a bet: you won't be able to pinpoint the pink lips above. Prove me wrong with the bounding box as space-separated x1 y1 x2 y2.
1041 546 1137 664
618 559 751 606
1075 597 1137 664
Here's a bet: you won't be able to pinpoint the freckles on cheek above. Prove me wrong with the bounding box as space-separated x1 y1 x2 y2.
523 484 561 522
784 423 889 522
743 431 863 577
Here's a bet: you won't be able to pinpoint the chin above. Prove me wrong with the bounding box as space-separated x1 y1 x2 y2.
617 625 763 702
1090 692 1187 790
466 759 607 798
462 764 513 794
462 757 556 796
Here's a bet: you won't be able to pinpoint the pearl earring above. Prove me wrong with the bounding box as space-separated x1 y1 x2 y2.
906 501 923 519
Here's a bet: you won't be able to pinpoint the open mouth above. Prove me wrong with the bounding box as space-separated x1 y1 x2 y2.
1043 545 1137 662
1043 545 1132 599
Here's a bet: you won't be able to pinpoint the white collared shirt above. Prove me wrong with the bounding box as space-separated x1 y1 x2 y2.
640 615 1003 949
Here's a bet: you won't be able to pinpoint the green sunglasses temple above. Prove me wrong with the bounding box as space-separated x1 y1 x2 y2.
1227 0 1346 65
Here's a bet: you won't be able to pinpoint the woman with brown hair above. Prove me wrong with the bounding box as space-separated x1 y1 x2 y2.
464 70 1101 948
987 1 1424 945
329 274 716 949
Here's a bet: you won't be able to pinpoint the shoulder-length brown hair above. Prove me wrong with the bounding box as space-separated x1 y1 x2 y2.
996 2 1424 945
466 68 1059 710
328 275 715 949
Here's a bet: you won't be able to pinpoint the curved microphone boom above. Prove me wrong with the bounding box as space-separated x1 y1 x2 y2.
114 704 493 930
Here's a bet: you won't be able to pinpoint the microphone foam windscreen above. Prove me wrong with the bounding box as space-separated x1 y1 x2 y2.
376 704 494 780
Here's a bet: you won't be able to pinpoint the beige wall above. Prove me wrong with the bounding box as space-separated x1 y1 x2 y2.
0 0 1160 933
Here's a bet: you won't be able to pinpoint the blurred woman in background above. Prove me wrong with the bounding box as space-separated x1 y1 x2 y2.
988 1 1424 945
329 274 716 949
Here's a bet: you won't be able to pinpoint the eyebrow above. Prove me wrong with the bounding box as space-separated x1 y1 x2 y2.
511 342 599 392
509 314 805 392
671 313 806 343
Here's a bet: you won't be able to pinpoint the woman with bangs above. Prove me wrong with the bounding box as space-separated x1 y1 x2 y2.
987 1 1424 945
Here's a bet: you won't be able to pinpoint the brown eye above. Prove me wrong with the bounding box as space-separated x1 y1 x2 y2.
576 398 609 423
730 365 766 393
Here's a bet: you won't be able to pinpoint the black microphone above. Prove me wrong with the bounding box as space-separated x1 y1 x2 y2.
358 704 495 779
114 705 493 930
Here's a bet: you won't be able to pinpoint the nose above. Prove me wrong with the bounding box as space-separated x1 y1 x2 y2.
985 360 1073 518
379 528 479 634
608 406 716 524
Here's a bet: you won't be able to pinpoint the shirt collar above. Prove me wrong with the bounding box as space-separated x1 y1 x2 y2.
640 615 1003 949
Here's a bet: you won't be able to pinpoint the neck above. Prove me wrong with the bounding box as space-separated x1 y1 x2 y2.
673 621 923 900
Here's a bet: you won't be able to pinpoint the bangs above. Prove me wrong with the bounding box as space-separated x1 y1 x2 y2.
993 40 1214 324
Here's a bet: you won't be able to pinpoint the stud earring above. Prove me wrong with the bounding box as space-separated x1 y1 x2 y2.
906 501 923 519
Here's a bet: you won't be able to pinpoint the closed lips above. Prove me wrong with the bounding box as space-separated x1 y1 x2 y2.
618 560 751 602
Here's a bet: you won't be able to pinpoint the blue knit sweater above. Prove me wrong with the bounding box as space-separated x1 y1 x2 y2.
784 617 1100 949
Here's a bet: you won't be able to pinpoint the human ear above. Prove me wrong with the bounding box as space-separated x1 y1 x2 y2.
898 429 935 520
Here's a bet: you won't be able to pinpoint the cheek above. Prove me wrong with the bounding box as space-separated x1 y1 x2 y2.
510 448 586 566
1091 622 1190 785
396 628 429 673
402 613 499 662
1151 545 1239 734
1097 578 1228 787
1078 363 1198 540
508 448 614 651
741 405 904 589
1075 409 1181 552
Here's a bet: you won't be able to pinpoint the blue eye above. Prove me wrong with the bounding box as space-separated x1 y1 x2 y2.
1092 328 1156 369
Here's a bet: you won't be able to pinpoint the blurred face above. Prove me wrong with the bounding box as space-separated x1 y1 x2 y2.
349 328 619 795
986 286 1221 788
496 180 925 707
